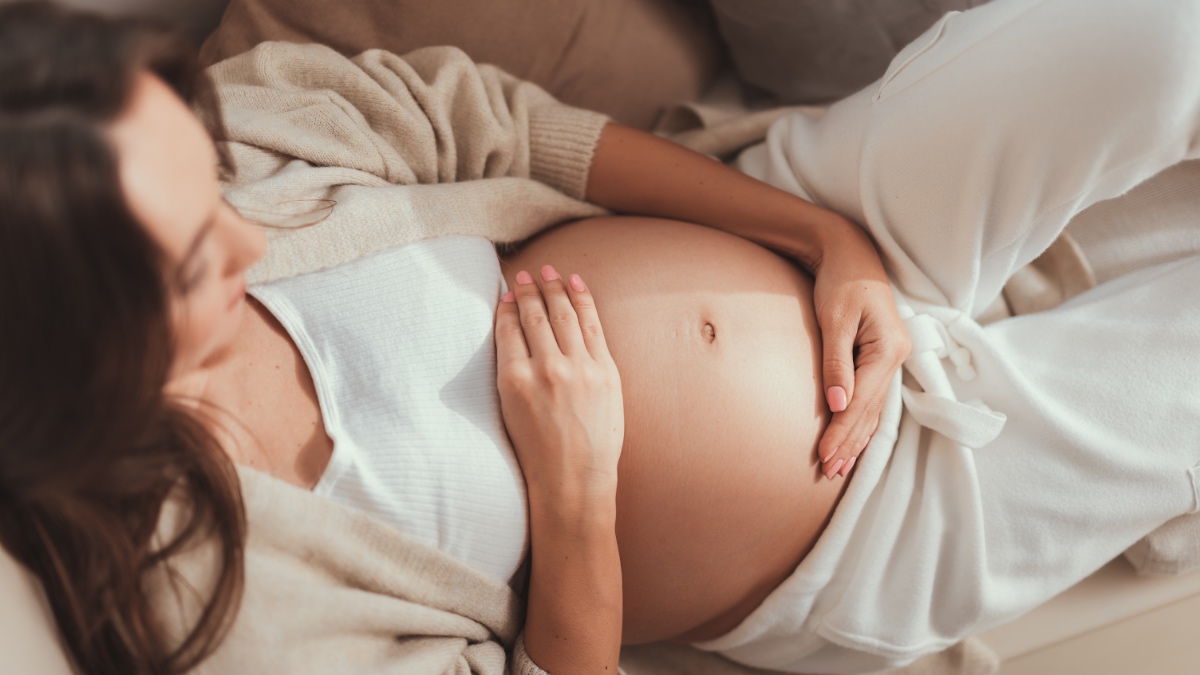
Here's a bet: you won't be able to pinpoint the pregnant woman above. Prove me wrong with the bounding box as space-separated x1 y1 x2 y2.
3 1 1199 675
0 2 905 674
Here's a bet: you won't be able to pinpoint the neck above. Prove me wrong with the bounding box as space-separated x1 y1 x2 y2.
162 297 333 488
162 311 259 463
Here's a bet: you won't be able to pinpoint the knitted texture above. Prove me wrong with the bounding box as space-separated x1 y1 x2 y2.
205 41 610 285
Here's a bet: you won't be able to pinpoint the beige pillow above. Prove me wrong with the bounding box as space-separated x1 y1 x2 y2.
0 548 74 675
1125 513 1200 577
198 0 723 129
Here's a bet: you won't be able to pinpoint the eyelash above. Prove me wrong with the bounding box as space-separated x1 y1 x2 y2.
180 264 207 294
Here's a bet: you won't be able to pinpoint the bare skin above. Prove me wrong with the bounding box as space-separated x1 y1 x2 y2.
501 217 845 643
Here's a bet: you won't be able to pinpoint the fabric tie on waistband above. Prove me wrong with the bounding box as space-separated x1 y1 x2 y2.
898 304 1007 448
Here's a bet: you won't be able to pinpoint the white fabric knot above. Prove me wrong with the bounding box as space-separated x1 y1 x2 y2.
902 312 978 382
901 388 1006 448
949 347 976 381
897 303 1004 447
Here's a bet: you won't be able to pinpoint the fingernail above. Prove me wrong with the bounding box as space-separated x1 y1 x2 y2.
541 265 559 282
569 273 586 292
861 435 873 451
516 270 534 285
501 291 515 303
820 445 839 463
826 458 846 480
827 386 848 413
840 456 857 477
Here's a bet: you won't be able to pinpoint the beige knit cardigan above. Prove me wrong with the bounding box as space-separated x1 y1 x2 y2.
209 41 610 286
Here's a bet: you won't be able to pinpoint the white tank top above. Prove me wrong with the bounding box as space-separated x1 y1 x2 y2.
247 236 528 582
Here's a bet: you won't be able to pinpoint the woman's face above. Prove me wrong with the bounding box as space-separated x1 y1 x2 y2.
108 71 266 378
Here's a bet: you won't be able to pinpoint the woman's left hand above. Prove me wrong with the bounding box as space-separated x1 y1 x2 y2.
809 221 910 480
583 123 909 479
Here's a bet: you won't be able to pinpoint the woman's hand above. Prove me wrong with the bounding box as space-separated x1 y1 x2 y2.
495 264 624 674
583 122 909 480
494 264 624 510
809 222 911 480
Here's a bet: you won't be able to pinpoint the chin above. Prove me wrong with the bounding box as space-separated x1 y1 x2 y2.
196 312 246 370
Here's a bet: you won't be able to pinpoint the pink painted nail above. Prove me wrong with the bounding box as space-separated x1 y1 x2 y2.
501 291 515 303
516 270 533 285
569 273 586 292
861 435 873 451
840 456 857 477
820 444 839 463
826 458 846 480
541 265 559 281
827 386 848 413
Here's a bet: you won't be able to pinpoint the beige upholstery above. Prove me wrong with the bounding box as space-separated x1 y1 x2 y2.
0 548 73 675
3 3 1195 673
197 0 723 129
47 0 228 43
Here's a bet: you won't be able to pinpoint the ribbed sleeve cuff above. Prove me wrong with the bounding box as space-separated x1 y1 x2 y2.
511 635 552 675
528 104 611 201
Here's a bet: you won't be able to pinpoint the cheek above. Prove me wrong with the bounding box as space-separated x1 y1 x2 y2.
171 289 235 367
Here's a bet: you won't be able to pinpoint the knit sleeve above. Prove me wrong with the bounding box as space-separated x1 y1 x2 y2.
205 41 610 200
510 634 551 675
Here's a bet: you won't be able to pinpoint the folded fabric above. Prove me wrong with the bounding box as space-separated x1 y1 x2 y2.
149 467 549 674
663 107 1200 579
206 41 610 285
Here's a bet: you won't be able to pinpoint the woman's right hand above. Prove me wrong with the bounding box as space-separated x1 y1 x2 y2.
495 264 624 512
497 264 625 674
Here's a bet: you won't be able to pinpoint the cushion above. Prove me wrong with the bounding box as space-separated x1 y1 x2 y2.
0 548 74 675
55 0 229 44
198 0 723 129
1124 513 1200 577
707 0 990 104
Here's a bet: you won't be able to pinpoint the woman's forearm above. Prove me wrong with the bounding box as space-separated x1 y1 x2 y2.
584 123 854 269
584 123 911 482
523 494 622 674
496 266 625 672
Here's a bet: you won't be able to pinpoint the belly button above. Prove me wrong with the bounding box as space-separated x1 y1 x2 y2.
702 322 716 343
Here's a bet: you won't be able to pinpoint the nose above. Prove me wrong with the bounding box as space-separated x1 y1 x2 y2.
219 207 268 277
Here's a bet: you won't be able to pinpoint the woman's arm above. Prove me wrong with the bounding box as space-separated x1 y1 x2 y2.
495 266 624 673
586 124 845 269
585 124 911 476
523 495 621 674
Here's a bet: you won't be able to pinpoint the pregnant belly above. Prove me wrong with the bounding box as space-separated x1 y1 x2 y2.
501 216 846 644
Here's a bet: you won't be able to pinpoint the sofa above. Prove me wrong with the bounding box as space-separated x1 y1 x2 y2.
5 1 1199 673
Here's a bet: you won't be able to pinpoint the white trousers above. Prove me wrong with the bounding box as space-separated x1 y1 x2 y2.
701 0 1200 671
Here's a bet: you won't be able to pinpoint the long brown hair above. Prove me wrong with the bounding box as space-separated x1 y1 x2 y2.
0 2 245 673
